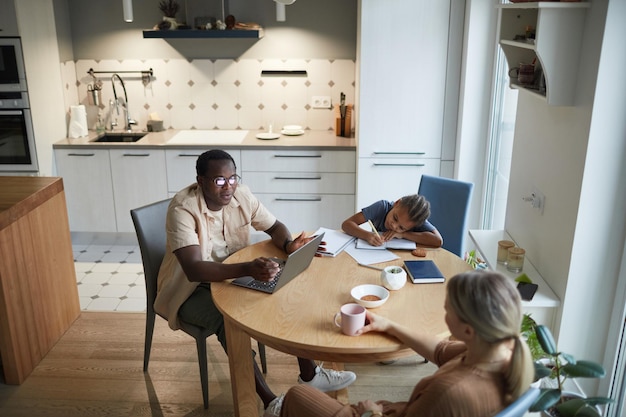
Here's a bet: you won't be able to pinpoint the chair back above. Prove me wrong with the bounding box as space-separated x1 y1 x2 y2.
417 174 474 257
130 199 171 314
493 387 541 417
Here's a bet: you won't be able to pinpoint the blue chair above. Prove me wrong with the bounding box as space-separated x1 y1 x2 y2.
417 175 474 257
494 387 541 417
131 199 267 409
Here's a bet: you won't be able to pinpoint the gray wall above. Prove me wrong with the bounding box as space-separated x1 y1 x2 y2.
67 0 357 60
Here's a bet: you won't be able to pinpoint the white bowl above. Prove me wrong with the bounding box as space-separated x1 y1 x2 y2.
351 284 390 309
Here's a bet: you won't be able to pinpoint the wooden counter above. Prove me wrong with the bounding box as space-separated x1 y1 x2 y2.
0 177 80 384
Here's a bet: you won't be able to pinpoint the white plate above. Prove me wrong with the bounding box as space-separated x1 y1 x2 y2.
256 132 281 140
283 125 303 131
281 129 305 136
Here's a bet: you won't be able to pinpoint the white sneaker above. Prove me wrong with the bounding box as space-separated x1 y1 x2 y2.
263 393 284 417
298 365 357 392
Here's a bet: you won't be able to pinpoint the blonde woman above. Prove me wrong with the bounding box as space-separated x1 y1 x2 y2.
277 271 534 417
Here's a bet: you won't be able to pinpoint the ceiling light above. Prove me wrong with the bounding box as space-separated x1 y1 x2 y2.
274 0 295 22
123 0 133 22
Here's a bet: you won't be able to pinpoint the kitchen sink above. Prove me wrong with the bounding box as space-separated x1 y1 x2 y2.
94 133 146 143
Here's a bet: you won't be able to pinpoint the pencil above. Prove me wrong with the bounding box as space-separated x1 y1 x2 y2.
358 263 383 271
367 219 381 239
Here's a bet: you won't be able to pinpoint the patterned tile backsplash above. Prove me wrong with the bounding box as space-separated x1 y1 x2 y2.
61 58 355 133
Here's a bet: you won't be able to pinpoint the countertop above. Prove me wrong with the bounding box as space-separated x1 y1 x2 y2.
0 176 64 229
53 129 356 150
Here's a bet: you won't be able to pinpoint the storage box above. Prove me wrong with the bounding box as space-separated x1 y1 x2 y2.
335 104 353 137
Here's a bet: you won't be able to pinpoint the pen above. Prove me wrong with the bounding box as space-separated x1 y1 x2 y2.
367 219 381 239
358 263 383 271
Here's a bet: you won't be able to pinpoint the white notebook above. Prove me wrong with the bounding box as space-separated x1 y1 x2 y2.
356 238 416 250
313 227 356 257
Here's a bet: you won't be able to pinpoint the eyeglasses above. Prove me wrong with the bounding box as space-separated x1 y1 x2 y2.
209 174 241 187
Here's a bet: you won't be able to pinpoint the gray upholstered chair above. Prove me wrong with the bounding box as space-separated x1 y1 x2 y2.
131 198 267 409
417 174 474 257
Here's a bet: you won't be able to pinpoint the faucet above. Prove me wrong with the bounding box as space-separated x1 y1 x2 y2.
111 73 136 132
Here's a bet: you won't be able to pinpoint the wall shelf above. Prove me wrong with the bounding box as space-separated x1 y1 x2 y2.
497 2 590 106
142 29 264 39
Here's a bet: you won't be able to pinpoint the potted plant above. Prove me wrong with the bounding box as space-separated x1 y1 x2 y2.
158 0 179 30
530 324 613 417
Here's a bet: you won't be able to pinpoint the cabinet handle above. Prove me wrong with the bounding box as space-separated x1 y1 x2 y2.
373 151 426 155
274 176 322 180
274 154 322 158
373 163 425 167
67 153 95 157
122 153 150 157
177 154 202 157
275 197 322 202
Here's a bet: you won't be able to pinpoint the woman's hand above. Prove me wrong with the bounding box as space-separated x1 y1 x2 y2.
355 399 383 415
356 310 392 335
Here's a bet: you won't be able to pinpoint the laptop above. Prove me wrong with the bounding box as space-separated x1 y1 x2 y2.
231 232 325 294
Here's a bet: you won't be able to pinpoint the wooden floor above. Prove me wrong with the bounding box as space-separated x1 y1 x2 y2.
0 312 436 417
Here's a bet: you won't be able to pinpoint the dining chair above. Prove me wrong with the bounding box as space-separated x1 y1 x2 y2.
417 174 474 257
493 387 540 417
130 198 267 409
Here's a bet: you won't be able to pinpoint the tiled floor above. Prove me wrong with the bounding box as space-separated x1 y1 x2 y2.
72 233 147 312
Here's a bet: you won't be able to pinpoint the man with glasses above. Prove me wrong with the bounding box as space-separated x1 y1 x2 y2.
155 149 356 416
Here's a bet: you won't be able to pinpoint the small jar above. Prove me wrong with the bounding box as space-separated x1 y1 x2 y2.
506 247 526 273
497 240 515 264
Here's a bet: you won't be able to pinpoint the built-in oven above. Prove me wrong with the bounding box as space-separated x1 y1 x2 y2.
0 91 38 172
0 37 28 92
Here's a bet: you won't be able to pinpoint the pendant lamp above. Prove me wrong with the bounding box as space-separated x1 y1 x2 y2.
123 0 133 22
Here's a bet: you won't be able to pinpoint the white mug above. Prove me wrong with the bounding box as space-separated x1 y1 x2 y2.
334 303 366 336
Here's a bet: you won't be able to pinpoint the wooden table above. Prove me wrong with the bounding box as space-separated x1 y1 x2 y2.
0 177 80 384
212 241 472 416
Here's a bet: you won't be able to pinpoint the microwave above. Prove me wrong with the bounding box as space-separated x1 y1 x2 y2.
0 37 27 92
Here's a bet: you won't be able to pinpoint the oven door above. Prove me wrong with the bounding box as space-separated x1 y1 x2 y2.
0 39 28 92
0 109 38 172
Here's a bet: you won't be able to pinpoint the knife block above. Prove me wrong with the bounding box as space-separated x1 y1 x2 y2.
335 104 353 137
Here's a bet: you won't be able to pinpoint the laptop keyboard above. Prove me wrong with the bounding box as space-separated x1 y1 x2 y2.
248 261 285 291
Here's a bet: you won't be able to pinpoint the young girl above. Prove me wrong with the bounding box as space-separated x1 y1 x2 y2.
342 194 443 248
277 271 534 417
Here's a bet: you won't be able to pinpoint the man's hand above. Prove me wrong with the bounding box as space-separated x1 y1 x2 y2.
248 257 280 282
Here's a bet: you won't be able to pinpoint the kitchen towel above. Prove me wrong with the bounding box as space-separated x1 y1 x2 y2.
69 104 88 138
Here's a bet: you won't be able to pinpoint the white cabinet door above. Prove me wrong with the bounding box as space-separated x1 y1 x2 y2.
356 158 441 208
358 0 452 159
254 194 355 233
110 149 168 232
54 149 116 232
166 149 241 194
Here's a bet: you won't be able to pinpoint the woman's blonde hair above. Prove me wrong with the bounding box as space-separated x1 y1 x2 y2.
447 271 534 403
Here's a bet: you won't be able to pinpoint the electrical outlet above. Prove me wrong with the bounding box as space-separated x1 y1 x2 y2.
311 96 331 109
531 186 545 215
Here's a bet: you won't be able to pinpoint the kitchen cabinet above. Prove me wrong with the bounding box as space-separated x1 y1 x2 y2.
54 149 117 232
165 149 241 196
356 0 459 207
0 1 19 35
110 149 168 232
497 2 590 106
241 150 356 237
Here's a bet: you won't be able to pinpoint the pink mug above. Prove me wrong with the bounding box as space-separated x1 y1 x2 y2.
334 303 366 336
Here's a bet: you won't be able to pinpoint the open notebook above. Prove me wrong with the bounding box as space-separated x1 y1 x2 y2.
313 227 356 257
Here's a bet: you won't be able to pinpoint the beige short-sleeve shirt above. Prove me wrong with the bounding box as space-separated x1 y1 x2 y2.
154 183 277 330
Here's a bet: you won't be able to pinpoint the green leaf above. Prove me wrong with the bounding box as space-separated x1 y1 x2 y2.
536 325 558 355
562 360 606 378
534 361 552 380
584 396 614 406
515 273 533 283
555 398 586 416
530 388 561 412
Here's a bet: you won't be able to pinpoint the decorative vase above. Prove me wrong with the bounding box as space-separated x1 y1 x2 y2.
162 16 178 30
380 266 407 291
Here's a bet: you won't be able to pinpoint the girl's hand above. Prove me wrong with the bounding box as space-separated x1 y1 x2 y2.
366 232 385 246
